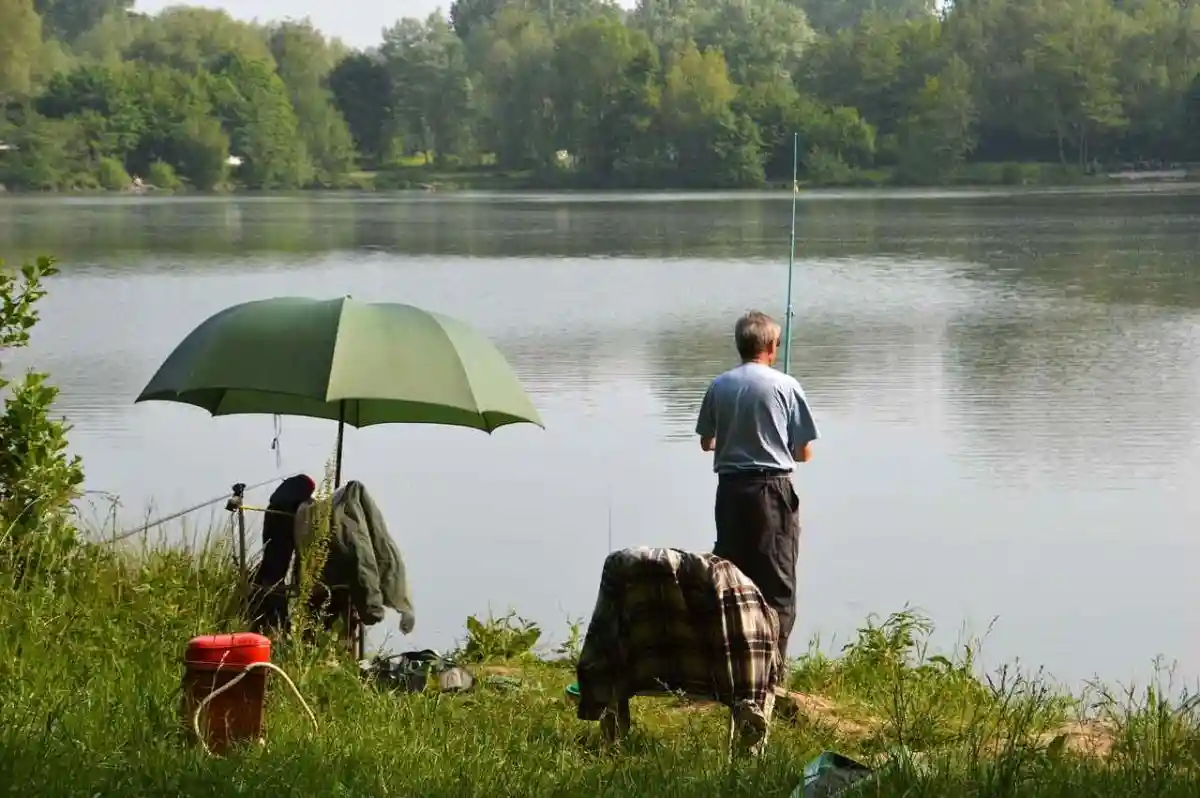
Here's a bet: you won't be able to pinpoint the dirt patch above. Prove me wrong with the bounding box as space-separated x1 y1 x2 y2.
1038 720 1117 758
774 688 882 739
476 665 522 677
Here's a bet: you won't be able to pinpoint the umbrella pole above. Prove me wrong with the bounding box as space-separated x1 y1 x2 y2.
334 400 345 489
331 400 363 659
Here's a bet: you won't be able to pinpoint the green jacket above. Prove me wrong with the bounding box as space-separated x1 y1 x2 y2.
310 480 415 631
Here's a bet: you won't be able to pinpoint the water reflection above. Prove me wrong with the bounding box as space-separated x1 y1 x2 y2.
4 187 1200 684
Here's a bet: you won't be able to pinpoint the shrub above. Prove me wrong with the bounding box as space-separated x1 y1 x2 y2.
0 256 84 561
96 157 131 191
146 160 181 190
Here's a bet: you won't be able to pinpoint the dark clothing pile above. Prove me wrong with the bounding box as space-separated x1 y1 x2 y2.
247 474 315 634
246 476 414 637
575 546 781 726
299 480 414 632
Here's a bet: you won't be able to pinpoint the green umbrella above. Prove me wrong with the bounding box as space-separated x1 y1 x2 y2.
136 296 544 485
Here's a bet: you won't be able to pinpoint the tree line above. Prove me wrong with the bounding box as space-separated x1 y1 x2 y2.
0 0 1197 192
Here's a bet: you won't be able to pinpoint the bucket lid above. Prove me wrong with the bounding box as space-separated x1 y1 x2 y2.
185 632 271 669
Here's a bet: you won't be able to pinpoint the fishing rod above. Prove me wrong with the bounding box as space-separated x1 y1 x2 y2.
102 474 292 544
782 131 799 375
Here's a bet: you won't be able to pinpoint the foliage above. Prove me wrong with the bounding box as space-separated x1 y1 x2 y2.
145 158 179 190
94 154 128 189
207 55 313 189
1 0 1199 190
0 256 84 557
3 536 1200 795
455 610 542 662
292 456 337 639
0 0 44 101
266 21 356 185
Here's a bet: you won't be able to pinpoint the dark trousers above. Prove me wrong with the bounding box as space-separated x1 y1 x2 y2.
713 472 801 657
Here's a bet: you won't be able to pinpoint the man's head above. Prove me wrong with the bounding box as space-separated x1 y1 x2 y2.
734 311 782 364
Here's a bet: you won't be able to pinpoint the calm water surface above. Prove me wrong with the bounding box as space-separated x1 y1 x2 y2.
4 186 1199 687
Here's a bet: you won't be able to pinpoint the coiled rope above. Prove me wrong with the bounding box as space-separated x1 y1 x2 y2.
192 661 319 756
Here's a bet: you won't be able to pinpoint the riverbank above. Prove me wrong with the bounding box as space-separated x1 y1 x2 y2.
2 533 1197 796
6 162 1198 195
264 161 1200 192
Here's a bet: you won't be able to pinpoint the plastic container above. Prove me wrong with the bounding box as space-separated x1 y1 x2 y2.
181 632 271 754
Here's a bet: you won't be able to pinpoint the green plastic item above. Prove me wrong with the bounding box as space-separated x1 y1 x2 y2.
565 682 580 702
791 751 874 798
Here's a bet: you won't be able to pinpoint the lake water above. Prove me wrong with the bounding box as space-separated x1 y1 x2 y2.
3 186 1199 688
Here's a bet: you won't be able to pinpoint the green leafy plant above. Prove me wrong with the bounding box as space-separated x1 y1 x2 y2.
0 256 84 564
292 455 338 642
455 610 542 663
553 615 585 666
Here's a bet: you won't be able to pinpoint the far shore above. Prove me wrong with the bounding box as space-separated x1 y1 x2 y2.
4 162 1197 198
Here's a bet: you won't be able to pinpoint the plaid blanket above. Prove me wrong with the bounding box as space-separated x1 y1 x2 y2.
576 546 781 722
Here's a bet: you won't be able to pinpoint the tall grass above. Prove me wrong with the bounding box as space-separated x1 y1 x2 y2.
1 530 1198 796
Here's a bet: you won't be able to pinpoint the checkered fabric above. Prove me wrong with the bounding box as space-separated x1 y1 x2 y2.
576 546 781 723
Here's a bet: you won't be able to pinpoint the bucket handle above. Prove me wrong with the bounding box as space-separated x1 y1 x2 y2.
192 661 319 755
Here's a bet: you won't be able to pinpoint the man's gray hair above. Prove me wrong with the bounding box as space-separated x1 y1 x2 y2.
734 311 781 361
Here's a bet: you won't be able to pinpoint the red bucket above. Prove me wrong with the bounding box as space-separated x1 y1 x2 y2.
181 632 271 754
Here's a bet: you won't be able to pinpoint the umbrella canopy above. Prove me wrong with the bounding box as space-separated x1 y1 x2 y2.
135 296 544 432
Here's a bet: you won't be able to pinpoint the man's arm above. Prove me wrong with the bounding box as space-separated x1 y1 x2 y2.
787 382 818 464
696 384 717 452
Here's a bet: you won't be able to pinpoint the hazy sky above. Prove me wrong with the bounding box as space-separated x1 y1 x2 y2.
133 0 452 49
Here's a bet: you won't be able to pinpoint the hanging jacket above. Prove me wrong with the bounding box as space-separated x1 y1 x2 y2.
294 480 414 633
247 474 315 633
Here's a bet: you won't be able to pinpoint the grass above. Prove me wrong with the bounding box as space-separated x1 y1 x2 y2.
2 529 1199 797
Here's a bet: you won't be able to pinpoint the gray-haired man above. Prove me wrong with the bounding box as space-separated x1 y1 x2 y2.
695 310 819 658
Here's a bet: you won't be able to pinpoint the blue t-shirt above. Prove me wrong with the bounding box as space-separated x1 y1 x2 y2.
695 363 819 474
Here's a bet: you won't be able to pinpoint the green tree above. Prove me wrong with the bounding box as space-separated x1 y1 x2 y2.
329 53 396 167
71 9 143 64
450 0 604 41
801 11 944 143
267 21 356 184
0 0 44 102
124 64 228 188
895 55 977 183
0 256 84 554
208 55 312 188
468 6 558 169
692 0 815 85
449 0 507 41
799 0 935 35
0 111 91 190
658 43 764 187
382 13 475 164
125 7 273 73
167 114 230 190
552 12 660 184
145 158 179 189
738 78 875 179
1023 0 1127 165
34 0 131 43
36 65 144 163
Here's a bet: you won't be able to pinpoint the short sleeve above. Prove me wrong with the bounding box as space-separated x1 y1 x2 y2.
695 383 716 438
787 381 818 450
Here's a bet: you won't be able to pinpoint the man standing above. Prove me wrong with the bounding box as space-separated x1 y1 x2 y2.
695 310 819 658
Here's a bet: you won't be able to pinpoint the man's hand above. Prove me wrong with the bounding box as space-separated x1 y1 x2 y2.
700 436 716 452
793 442 813 463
